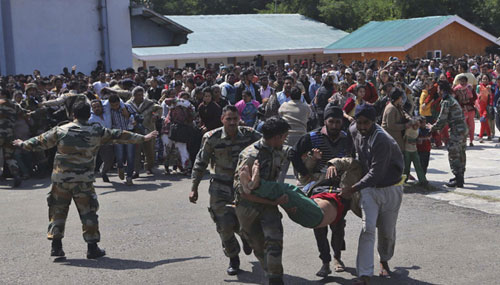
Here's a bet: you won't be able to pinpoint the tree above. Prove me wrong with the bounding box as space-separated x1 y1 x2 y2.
130 0 500 37
140 0 272 15
316 0 396 32
259 0 320 20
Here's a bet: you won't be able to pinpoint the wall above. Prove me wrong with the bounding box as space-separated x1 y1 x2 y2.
130 15 174 47
106 0 133 71
133 52 336 70
330 22 497 64
407 22 495 58
9 0 100 75
5 0 131 75
336 52 407 64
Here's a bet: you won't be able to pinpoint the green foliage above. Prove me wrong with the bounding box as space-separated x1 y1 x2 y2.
142 0 271 15
259 0 320 19
132 0 500 36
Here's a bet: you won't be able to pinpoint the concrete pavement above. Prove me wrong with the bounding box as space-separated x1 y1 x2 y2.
413 119 500 215
1 170 499 284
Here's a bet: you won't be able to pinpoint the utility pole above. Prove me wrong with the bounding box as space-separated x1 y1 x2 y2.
274 0 277 13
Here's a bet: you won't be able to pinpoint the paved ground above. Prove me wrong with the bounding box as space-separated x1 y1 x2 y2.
415 119 500 215
1 118 499 284
1 166 499 284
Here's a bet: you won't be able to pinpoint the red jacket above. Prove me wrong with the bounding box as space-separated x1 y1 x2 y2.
347 82 378 103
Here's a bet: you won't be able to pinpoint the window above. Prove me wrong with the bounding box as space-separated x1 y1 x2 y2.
427 50 442 59
227 57 236 65
185 62 196 69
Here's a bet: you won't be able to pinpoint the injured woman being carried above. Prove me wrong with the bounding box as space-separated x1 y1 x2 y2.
238 154 363 229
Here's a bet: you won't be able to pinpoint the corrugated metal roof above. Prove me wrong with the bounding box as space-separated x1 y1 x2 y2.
133 14 347 60
325 15 455 51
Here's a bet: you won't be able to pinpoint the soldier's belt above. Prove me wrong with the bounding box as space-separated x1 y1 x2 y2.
211 178 233 187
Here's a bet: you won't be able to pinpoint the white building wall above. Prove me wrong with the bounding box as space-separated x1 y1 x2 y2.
107 0 133 70
134 53 336 71
8 0 131 75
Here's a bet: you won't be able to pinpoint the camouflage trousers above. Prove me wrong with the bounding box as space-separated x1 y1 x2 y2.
47 182 100 243
447 133 466 177
208 181 241 258
0 137 19 177
134 139 155 172
236 202 283 278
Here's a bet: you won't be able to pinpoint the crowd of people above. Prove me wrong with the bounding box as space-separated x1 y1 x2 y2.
1 53 500 284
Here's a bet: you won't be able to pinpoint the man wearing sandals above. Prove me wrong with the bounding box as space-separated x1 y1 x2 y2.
339 104 404 284
290 105 354 277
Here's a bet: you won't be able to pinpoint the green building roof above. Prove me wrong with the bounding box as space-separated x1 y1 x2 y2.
324 15 497 54
133 14 347 61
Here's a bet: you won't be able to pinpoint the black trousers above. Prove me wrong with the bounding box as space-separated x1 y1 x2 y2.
418 151 430 175
313 218 346 263
95 145 115 174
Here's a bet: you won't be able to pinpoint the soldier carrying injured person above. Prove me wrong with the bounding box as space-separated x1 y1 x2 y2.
238 155 363 230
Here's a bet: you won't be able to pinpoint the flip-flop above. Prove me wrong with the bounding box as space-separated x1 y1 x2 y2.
333 258 345 272
379 261 391 278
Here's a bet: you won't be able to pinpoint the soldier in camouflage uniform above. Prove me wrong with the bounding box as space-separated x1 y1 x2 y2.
21 83 49 135
0 89 22 187
190 105 261 275
14 102 158 259
233 116 291 285
40 81 90 121
20 82 51 177
430 80 468 187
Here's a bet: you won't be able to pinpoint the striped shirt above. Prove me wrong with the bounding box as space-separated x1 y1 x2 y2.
291 127 353 176
110 105 132 130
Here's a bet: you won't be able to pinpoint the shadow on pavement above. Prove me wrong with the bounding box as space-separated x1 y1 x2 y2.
324 265 434 285
465 144 499 150
425 168 448 174
59 255 209 270
460 182 499 191
99 181 172 195
391 265 436 285
224 263 434 284
0 178 51 190
319 266 357 284
225 262 316 284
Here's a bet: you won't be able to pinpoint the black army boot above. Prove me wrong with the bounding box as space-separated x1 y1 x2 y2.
87 243 106 259
226 256 240 275
51 239 65 257
269 277 284 285
445 175 464 188
456 175 464 188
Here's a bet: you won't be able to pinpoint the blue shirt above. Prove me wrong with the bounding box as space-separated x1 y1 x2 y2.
88 113 107 128
89 100 118 128
241 102 258 127
308 83 321 101
277 91 306 105
221 83 237 105
244 83 256 101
